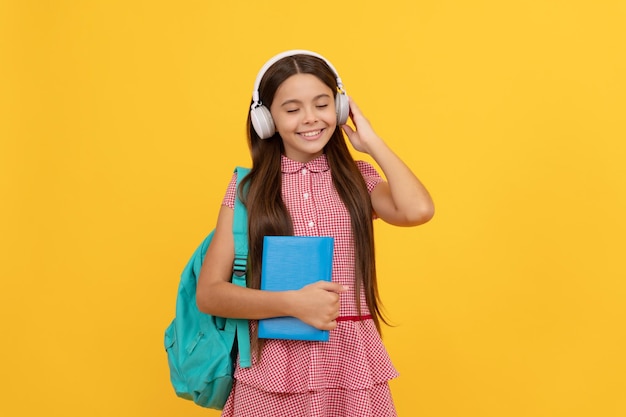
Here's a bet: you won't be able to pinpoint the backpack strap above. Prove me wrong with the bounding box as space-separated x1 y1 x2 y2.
230 166 252 368
232 167 249 281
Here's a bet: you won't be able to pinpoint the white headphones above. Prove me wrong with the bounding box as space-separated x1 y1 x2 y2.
250 50 350 140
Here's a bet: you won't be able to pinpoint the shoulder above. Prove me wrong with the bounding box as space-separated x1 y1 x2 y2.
222 167 251 209
222 172 238 209
355 160 378 174
355 160 384 193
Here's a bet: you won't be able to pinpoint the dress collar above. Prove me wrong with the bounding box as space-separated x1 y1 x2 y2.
281 154 330 173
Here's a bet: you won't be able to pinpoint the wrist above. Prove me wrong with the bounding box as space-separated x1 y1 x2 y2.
364 136 389 159
275 289 298 318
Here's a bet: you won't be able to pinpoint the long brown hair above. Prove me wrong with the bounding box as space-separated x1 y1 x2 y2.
239 54 387 339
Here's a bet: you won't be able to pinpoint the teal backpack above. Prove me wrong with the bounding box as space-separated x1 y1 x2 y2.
164 167 252 409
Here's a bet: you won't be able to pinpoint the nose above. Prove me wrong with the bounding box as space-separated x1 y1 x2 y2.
302 106 318 124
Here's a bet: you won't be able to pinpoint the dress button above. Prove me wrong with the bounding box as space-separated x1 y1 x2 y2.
308 221 315 228
303 192 309 200
302 168 308 175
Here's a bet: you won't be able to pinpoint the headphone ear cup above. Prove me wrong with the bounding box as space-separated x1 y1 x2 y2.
335 93 350 125
250 105 275 139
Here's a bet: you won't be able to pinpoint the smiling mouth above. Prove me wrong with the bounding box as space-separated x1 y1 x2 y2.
298 129 324 138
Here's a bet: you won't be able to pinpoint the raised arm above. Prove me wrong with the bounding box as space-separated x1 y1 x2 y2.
196 204 347 330
341 98 435 227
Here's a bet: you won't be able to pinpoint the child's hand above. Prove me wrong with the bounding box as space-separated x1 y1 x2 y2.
341 97 382 155
291 281 348 330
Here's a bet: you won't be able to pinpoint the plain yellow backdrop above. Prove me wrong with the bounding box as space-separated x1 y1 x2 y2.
1 1 625 416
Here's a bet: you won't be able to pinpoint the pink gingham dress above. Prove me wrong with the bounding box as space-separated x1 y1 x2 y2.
220 154 399 417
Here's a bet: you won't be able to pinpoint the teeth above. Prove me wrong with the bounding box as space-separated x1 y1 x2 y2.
301 130 321 137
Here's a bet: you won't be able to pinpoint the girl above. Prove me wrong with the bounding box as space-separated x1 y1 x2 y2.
196 50 434 416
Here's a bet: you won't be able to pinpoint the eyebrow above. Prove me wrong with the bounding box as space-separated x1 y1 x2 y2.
280 94 332 107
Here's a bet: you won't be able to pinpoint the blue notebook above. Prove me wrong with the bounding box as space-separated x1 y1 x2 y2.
258 236 334 341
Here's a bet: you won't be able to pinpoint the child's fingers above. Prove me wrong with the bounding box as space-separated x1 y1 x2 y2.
347 96 360 114
341 124 355 137
313 281 349 294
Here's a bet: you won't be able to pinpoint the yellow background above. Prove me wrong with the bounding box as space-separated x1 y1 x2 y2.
1 1 625 416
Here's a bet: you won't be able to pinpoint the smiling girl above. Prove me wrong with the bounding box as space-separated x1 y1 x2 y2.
196 50 434 416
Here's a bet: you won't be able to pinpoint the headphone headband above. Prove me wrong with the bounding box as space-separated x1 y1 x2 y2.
251 49 345 109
